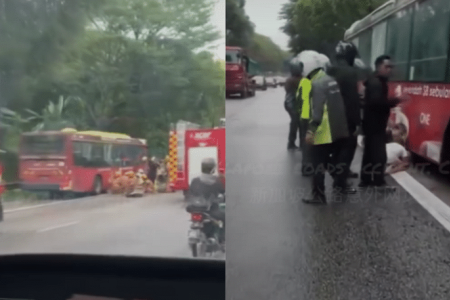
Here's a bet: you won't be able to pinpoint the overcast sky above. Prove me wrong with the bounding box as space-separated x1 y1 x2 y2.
244 0 290 51
209 0 225 60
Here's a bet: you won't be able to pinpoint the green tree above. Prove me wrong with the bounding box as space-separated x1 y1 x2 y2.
226 0 254 47
0 0 225 158
280 0 387 54
247 33 290 73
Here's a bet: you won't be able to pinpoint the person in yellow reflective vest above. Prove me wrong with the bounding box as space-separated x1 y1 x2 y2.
299 52 356 205
296 76 312 176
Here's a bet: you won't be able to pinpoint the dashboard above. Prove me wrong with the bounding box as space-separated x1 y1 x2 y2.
0 254 225 300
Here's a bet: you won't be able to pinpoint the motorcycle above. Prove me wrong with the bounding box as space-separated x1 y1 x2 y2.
187 194 225 258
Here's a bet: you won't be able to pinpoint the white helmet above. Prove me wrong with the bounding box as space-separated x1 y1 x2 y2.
296 50 324 77
317 53 331 69
354 58 366 69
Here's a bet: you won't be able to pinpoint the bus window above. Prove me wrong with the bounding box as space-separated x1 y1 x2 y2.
371 21 387 68
21 135 65 155
112 144 125 167
409 0 450 82
73 141 108 168
358 29 372 68
91 143 107 167
103 144 113 166
385 7 413 81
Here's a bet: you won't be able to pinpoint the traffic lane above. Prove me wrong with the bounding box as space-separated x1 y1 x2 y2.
226 88 450 299
226 87 281 120
1 193 150 233
405 155 450 208
0 193 223 259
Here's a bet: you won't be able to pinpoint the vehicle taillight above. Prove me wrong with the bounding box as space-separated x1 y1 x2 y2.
191 213 203 222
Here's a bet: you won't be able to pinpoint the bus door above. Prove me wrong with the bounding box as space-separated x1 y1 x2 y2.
185 129 219 186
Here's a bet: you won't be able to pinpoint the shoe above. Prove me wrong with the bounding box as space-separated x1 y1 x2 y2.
348 171 358 178
374 182 396 191
334 186 357 195
358 181 373 188
302 197 326 205
287 144 298 150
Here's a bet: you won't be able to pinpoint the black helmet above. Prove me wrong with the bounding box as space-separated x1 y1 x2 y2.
335 41 358 66
201 157 216 174
289 58 303 77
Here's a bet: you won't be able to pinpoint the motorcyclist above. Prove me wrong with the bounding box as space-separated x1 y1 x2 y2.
300 51 353 204
327 41 366 180
187 157 225 242
284 58 303 150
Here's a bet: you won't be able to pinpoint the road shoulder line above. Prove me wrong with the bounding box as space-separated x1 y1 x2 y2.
4 200 73 213
392 172 450 232
37 221 80 233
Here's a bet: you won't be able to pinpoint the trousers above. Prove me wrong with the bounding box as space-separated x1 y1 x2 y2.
360 132 387 185
285 105 301 146
310 139 348 200
300 118 312 174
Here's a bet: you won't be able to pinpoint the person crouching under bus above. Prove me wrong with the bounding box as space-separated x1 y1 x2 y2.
358 124 410 175
300 52 355 205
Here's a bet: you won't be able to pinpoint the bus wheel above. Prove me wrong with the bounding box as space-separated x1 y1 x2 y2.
93 176 103 195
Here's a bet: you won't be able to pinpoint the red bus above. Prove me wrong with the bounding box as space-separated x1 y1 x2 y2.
344 0 450 168
19 129 148 198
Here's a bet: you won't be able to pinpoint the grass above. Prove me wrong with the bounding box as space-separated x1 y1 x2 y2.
1 189 48 202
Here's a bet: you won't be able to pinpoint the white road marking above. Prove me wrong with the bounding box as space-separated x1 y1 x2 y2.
37 221 80 233
4 197 89 213
391 172 450 232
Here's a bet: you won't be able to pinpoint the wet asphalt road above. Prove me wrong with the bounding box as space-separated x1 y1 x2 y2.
0 193 224 260
226 88 450 299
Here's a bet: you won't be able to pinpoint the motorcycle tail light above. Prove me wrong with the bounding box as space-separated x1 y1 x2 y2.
191 213 203 222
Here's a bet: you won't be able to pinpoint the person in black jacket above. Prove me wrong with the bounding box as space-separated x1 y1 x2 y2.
284 59 303 150
147 157 159 184
188 158 225 242
360 55 408 187
327 41 365 185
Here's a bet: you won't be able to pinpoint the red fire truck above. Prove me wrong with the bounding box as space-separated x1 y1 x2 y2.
168 120 225 197
344 0 450 169
226 46 257 99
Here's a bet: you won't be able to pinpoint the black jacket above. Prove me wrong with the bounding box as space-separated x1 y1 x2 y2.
362 73 400 135
284 76 301 112
327 60 363 133
188 173 225 203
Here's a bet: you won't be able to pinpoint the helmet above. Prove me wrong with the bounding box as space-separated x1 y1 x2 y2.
296 50 323 77
289 57 303 77
354 58 366 69
317 54 331 70
201 157 216 174
335 41 358 66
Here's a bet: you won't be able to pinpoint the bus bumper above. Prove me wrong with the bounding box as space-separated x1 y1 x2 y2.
21 183 61 191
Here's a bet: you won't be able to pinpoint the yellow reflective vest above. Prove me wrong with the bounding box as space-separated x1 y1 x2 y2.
296 78 312 120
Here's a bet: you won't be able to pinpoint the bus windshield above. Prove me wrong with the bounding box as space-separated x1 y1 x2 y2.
21 135 66 156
